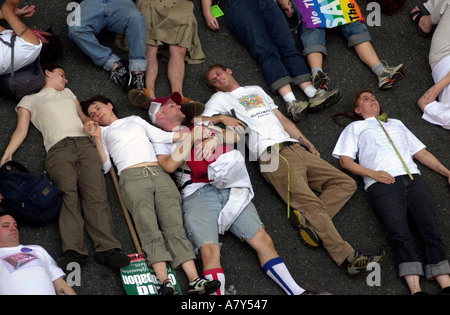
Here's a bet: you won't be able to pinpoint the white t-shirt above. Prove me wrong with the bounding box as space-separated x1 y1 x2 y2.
0 30 42 75
332 118 426 190
202 86 297 159
0 245 65 295
99 116 175 175
17 88 86 152
422 55 450 130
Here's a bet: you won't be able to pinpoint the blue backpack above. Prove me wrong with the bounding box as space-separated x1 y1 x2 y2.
0 161 63 226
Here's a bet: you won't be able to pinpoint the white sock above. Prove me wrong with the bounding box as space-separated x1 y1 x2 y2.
282 92 296 103
304 85 318 98
263 257 305 295
204 268 225 295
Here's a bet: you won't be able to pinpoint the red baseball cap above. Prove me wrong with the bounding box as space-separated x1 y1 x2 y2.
148 92 182 124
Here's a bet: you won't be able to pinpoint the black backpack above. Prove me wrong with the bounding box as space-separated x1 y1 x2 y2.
0 34 45 99
0 161 63 226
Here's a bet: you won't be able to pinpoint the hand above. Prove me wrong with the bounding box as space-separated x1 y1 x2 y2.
205 15 220 30
15 5 35 18
195 138 218 161
0 153 12 167
83 121 100 138
277 0 294 17
370 170 396 184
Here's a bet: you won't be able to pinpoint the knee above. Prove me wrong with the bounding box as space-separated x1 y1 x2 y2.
169 45 187 58
200 243 221 264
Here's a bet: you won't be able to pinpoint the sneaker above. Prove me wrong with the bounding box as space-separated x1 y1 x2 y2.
180 97 206 121
128 88 153 110
110 60 132 92
289 209 320 248
378 63 406 89
287 99 309 122
159 279 177 295
308 88 342 113
188 278 221 295
57 250 89 270
93 248 131 269
311 70 330 90
346 249 385 275
130 71 145 91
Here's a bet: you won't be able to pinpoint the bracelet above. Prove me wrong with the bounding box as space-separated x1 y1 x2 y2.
32 29 45 43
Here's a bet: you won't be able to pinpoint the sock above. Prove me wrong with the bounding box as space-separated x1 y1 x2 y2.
304 85 318 98
282 92 296 104
263 257 305 295
311 67 322 75
204 268 225 295
372 62 386 77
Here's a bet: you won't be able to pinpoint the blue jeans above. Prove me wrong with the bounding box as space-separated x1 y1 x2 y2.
224 0 310 93
68 0 147 72
299 21 372 56
182 185 263 254
368 175 450 279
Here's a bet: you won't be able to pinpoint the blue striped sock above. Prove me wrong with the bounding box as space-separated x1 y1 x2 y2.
263 257 305 295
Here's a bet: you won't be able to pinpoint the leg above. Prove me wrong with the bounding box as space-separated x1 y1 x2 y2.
145 44 159 99
68 0 119 70
367 177 423 279
168 45 187 97
104 0 147 72
76 139 122 252
45 141 86 255
259 144 355 266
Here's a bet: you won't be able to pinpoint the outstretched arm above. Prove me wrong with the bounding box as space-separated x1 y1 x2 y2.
1 107 31 166
413 148 450 184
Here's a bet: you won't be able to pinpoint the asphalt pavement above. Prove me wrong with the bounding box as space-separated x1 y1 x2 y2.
0 0 449 299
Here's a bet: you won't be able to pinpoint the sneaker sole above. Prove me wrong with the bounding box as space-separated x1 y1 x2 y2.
289 210 320 248
308 89 342 113
379 65 406 90
128 89 152 110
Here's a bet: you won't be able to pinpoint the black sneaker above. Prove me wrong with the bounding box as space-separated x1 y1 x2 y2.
130 71 145 91
93 248 131 268
159 279 177 295
289 209 320 248
57 250 89 270
110 60 132 92
188 278 221 295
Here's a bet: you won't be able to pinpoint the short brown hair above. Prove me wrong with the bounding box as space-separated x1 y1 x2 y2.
205 64 227 86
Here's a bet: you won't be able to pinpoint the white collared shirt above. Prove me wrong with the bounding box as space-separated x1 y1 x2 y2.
332 117 426 190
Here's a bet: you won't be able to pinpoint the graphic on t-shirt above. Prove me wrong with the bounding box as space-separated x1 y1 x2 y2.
238 94 265 111
1 249 41 273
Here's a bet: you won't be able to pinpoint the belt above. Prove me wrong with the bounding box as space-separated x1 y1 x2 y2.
266 141 295 154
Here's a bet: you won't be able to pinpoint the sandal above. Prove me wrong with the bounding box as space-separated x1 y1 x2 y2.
410 5 435 38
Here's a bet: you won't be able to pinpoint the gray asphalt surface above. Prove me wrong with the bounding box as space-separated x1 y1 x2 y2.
0 0 449 299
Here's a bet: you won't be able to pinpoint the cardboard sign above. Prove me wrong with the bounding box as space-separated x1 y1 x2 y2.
295 0 364 29
120 253 182 295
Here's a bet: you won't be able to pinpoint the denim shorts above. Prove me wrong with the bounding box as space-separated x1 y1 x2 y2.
182 184 263 253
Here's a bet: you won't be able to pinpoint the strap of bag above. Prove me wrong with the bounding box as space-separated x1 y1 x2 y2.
0 34 16 77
